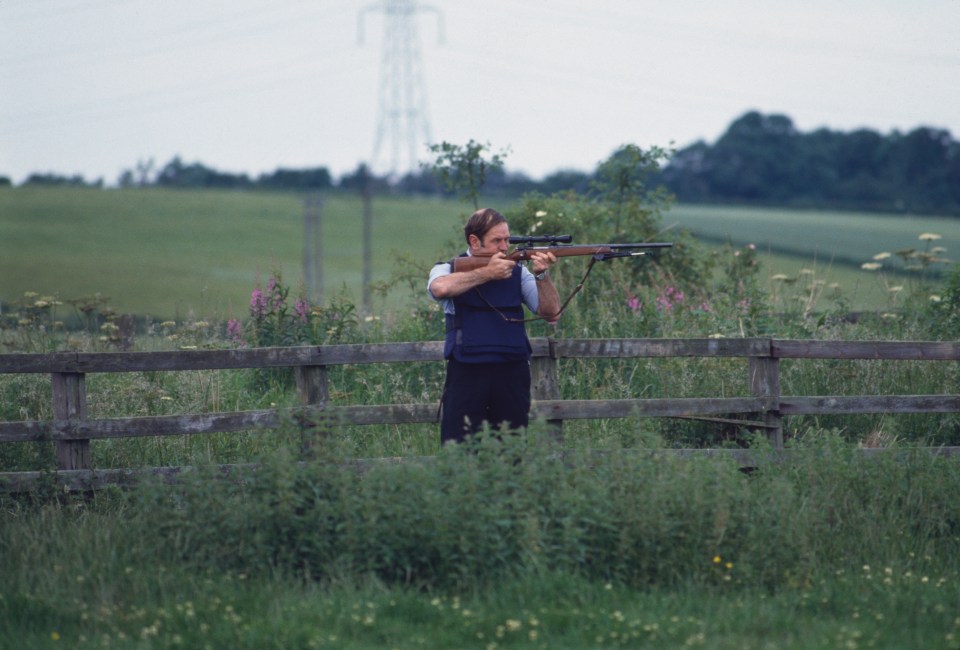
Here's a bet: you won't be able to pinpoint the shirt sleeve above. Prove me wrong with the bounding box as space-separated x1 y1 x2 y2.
428 262 455 315
520 266 540 313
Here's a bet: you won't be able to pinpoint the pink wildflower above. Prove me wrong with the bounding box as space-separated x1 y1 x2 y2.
267 276 285 309
655 286 685 312
627 296 642 312
226 318 244 343
294 298 309 322
249 287 266 317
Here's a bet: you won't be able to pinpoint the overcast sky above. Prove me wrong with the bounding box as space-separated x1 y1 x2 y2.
2 0 958 185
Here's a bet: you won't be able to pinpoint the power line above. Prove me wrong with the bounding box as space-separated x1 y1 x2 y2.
359 0 443 178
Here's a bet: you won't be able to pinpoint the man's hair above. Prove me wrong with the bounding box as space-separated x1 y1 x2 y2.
464 208 507 244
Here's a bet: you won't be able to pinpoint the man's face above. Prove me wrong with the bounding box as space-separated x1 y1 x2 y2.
471 222 510 255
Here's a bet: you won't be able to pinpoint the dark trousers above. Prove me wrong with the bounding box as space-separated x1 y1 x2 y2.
440 358 531 444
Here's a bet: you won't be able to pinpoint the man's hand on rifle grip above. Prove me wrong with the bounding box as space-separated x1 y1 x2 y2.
484 252 516 281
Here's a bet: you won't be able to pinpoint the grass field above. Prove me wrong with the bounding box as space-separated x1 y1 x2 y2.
666 203 959 311
2 187 958 320
0 187 470 321
664 204 960 269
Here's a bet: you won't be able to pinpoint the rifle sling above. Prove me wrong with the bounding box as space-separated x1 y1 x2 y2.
476 256 600 324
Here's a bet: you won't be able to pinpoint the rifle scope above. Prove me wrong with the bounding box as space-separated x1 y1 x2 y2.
509 234 573 245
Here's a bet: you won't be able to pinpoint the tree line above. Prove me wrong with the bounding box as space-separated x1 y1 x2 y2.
3 111 957 216
659 111 960 216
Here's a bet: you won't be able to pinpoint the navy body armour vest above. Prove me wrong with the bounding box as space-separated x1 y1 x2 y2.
444 263 531 363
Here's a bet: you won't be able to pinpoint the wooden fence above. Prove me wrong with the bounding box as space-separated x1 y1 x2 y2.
2 337 959 491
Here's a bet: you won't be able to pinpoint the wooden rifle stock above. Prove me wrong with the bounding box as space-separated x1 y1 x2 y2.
450 242 672 273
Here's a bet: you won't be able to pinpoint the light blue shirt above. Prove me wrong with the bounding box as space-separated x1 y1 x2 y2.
428 255 540 316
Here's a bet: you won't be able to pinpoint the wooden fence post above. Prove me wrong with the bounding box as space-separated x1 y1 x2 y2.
52 372 91 470
531 338 563 440
295 365 329 451
749 348 783 450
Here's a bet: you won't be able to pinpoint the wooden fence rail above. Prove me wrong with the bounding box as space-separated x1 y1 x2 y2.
2 337 959 491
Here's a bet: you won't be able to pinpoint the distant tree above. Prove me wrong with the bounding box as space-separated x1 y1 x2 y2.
829 128 888 207
590 143 673 236
22 172 99 188
540 169 591 195
118 158 157 188
657 140 710 200
660 111 960 215
707 111 801 201
155 156 251 189
424 139 509 209
133 158 156 187
257 167 332 191
883 127 957 211
338 163 389 193
395 168 443 195
0 176 11 187
482 168 539 197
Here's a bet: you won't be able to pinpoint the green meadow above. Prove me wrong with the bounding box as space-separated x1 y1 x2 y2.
0 188 960 319
0 187 470 321
2 186 957 321
665 203 960 311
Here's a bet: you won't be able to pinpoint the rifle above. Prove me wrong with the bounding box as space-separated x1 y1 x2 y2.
447 235 673 323
450 235 673 273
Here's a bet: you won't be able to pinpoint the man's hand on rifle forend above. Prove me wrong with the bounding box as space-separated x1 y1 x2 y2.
483 252 517 281
530 251 557 276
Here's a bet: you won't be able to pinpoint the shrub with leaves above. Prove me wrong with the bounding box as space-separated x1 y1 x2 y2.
131 428 960 592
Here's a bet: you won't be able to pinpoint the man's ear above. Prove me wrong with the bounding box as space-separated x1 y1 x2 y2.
467 234 482 251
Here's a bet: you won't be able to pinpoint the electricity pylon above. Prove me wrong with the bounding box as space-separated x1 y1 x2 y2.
359 0 443 178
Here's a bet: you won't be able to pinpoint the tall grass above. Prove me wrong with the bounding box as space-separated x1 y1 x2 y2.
2 430 958 648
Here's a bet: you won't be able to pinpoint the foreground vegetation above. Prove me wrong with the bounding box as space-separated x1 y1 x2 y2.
3 430 960 649
3 149 960 647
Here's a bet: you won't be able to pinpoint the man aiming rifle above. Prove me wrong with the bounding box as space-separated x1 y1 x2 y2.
428 207 672 444
428 208 559 444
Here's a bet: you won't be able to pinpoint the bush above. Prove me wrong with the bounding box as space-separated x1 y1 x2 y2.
129 428 960 591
